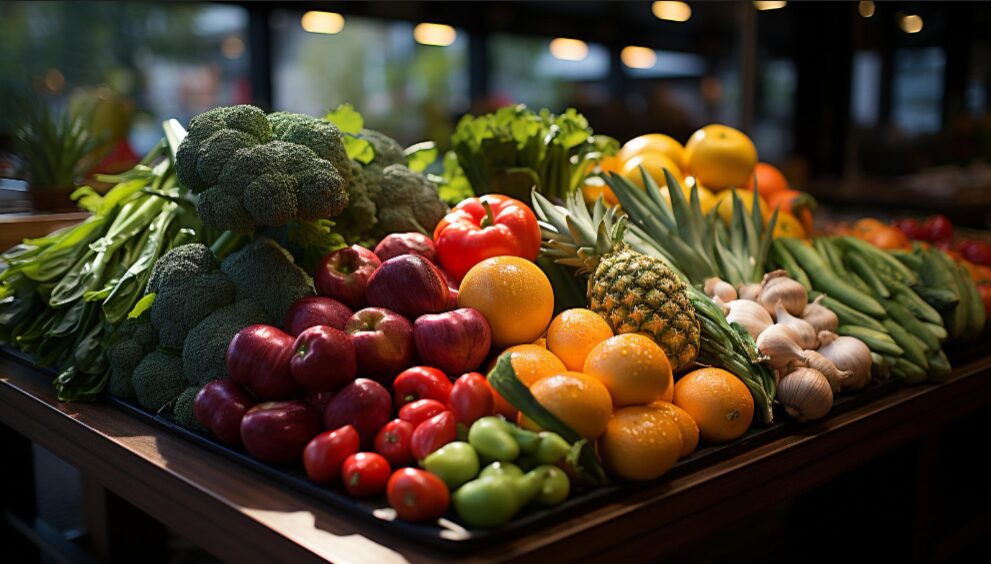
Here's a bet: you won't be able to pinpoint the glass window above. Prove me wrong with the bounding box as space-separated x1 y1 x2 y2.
623 50 707 79
271 11 469 147
892 47 946 135
851 51 882 127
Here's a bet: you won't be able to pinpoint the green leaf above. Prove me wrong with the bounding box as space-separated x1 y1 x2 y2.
323 103 365 134
128 293 156 319
404 141 439 173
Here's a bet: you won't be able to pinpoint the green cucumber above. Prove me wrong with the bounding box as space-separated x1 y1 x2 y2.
837 236 919 284
892 358 927 385
811 292 887 332
926 349 952 383
783 239 887 318
890 249 924 271
888 281 943 325
770 239 811 292
847 252 891 298
923 322 948 342
837 325 904 356
881 299 940 351
881 319 928 369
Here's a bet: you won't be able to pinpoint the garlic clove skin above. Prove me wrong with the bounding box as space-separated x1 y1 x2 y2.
778 367 833 421
802 350 853 393
705 277 738 302
817 335 873 391
774 301 818 349
759 270 808 317
756 324 808 369
802 295 839 333
737 282 763 302
725 299 773 339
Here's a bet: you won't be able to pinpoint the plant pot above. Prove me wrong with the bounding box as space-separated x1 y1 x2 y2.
28 187 77 212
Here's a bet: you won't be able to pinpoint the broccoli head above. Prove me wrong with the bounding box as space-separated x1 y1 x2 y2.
132 351 188 412
150 271 236 348
332 161 378 243
368 164 449 237
182 298 272 385
359 129 406 168
105 317 158 400
173 385 207 432
220 237 315 322
146 244 216 295
176 105 351 233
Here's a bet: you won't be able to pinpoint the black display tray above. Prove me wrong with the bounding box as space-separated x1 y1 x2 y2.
1 346 901 551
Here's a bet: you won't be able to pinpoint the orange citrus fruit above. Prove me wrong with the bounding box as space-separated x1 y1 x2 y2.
583 334 672 407
617 134 686 172
745 162 789 197
672 368 754 443
597 154 623 175
532 337 547 348
459 256 554 348
597 406 683 481
772 211 807 239
498 344 567 387
621 152 685 190
582 175 619 207
649 401 699 458
684 124 758 190
520 371 613 441
713 188 769 226
546 308 614 372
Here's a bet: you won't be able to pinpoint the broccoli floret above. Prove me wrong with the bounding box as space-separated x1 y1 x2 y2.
105 318 158 400
182 298 272 385
368 164 449 237
332 161 378 243
359 129 406 168
175 105 272 193
177 105 351 234
132 351 187 412
173 385 207 432
150 271 236 347
146 244 216 295
220 237 315 322
269 112 350 180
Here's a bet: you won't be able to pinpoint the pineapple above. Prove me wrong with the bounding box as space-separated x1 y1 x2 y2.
534 191 700 371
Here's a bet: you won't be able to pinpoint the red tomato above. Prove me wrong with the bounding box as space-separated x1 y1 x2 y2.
959 240 991 266
923 215 953 243
891 218 925 241
303 425 360 484
341 452 391 497
393 366 453 409
374 419 416 467
410 411 457 460
398 399 448 427
387 468 450 522
978 283 991 316
448 372 494 426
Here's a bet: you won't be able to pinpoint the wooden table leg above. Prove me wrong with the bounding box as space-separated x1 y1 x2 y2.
0 423 38 561
82 477 169 564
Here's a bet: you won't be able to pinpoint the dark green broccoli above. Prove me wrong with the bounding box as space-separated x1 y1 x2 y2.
146 244 216 295
150 271 236 347
359 129 406 167
332 161 378 243
105 319 158 400
175 105 351 233
132 351 187 412
220 237 315 322
368 164 449 237
173 385 207 432
182 298 272 385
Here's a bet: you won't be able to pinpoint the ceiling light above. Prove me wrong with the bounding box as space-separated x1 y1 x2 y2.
301 11 344 35
652 1 692 22
858 1 875 18
413 23 457 46
753 1 787 10
621 46 658 69
549 38 589 62
899 14 923 33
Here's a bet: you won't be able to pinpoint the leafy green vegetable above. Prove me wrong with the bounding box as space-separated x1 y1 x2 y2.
404 141 438 173
324 103 374 164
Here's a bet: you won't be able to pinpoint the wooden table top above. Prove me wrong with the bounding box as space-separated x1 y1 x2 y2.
3 352 991 563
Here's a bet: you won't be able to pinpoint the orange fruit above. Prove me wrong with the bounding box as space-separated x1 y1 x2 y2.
498 344 567 387
672 368 754 443
649 401 699 458
582 175 619 207
583 334 672 407
459 256 554 348
713 188 770 226
772 211 807 239
520 371 613 441
546 308 614 372
597 154 623 175
659 184 716 214
684 124 758 190
617 134 686 173
532 337 547 348
597 406 683 481
745 162 790 197
621 152 685 191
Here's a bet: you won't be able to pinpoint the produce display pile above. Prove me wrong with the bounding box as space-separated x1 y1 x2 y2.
1 103 988 531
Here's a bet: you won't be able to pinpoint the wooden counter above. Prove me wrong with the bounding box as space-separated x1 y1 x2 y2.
2 352 991 563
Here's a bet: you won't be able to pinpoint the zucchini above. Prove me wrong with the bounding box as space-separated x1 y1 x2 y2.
923 321 949 342
882 319 929 369
837 325 904 356
846 252 891 298
811 292 887 332
913 286 960 314
959 263 988 341
814 237 848 276
837 236 919 284
890 249 924 271
888 281 943 325
782 238 887 318
892 358 927 385
770 239 811 292
881 299 940 351
926 349 952 383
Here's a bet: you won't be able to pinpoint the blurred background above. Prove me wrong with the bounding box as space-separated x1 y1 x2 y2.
1 0 990 225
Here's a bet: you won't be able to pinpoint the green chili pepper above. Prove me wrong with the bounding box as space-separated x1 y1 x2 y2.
453 462 571 527
421 441 480 489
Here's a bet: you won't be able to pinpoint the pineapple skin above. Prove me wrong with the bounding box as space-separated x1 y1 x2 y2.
587 246 700 371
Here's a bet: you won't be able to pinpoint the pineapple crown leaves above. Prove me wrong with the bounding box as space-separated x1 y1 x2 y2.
531 189 627 274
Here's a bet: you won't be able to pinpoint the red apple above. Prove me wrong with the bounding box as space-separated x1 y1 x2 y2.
413 308 491 377
323 378 393 448
315 245 381 309
344 307 414 384
290 325 357 392
240 400 323 465
227 325 300 400
374 233 436 263
284 296 353 336
366 254 449 319
194 379 256 445
303 390 334 413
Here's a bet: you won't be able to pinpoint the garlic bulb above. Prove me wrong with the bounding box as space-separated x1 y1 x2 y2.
817 335 873 391
802 296 839 333
800 350 853 393
738 282 763 302
759 270 807 316
778 367 833 421
756 324 807 369
774 301 818 349
711 295 730 316
725 299 773 339
705 277 738 302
